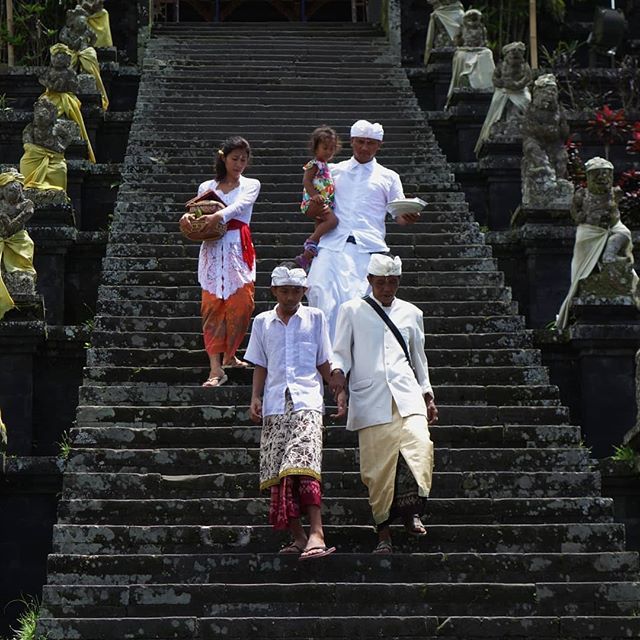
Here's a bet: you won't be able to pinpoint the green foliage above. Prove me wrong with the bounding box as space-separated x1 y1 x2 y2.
612 444 638 463
3 595 44 640
0 0 76 66
57 430 73 461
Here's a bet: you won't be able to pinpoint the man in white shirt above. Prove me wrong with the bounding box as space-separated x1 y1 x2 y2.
306 119 420 339
245 263 345 560
330 254 438 554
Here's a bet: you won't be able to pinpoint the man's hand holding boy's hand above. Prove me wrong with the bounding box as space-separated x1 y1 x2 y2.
331 390 348 419
249 396 263 424
329 369 346 396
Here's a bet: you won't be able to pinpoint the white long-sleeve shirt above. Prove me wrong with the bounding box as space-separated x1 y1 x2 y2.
317 157 405 253
332 295 433 431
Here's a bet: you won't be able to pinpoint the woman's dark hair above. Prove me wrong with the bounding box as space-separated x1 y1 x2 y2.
309 126 341 156
214 136 251 181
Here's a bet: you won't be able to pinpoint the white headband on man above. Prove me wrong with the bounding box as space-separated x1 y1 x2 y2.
368 254 402 277
271 266 307 287
350 119 384 141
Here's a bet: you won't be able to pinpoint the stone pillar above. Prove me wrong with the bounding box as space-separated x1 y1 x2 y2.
446 88 492 162
424 48 455 111
479 148 522 230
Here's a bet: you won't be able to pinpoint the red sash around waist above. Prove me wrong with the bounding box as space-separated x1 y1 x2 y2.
227 219 255 270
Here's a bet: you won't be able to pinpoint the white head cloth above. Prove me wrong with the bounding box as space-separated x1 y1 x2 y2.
368 254 402 277
585 156 614 173
271 266 307 287
350 119 384 141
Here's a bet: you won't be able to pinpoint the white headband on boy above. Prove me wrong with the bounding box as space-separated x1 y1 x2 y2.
271 266 307 287
368 254 402 277
350 119 384 141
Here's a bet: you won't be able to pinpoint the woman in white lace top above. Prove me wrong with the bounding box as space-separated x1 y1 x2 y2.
180 136 261 387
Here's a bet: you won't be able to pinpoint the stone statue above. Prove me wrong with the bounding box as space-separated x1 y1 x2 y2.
446 9 495 106
80 0 113 48
521 74 573 207
59 5 97 52
424 0 465 65
80 0 105 14
0 170 37 320
454 8 488 47
556 157 639 329
20 97 79 192
474 42 533 155
39 46 79 95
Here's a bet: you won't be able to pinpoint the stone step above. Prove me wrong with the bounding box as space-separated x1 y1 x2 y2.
35 614 640 640
50 522 627 556
61 470 598 500
64 447 589 474
86 346 539 368
39 581 640 618
69 424 581 449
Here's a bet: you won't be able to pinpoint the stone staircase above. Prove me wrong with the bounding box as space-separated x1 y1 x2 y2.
36 22 640 639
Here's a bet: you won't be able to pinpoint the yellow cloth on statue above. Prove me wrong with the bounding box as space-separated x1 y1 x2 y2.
71 47 109 111
0 230 36 320
42 89 96 163
87 9 113 48
357 401 434 524
20 143 67 191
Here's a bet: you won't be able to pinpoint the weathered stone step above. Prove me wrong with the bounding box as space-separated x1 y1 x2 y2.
36 614 640 640
65 447 589 475
40 581 640 618
87 346 538 368
69 423 581 449
62 470 599 500
50 522 627 556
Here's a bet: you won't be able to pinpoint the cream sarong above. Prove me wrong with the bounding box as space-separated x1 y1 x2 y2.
446 47 495 105
424 3 464 65
0 230 37 320
87 9 113 48
556 222 637 329
358 401 434 524
474 86 531 156
42 89 96 163
20 143 67 191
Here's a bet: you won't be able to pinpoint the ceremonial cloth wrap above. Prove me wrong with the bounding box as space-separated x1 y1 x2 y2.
20 143 67 191
70 47 109 111
424 3 464 65
87 9 113 48
42 89 96 163
226 219 255 270
556 221 637 329
447 47 495 105
0 230 36 320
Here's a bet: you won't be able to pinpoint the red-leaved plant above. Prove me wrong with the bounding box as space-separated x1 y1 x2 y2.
588 105 630 159
626 122 640 155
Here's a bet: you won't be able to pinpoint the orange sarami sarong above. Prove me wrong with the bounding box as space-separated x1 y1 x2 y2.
201 282 254 362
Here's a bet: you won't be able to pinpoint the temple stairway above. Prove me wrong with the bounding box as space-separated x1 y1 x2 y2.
36 23 640 639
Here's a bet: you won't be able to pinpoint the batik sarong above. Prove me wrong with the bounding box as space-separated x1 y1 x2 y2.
201 282 254 362
269 476 322 530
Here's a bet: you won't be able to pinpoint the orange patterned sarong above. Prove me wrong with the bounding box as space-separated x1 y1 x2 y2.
201 282 254 362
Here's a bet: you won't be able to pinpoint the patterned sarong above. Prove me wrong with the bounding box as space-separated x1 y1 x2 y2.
269 476 322 530
201 281 254 362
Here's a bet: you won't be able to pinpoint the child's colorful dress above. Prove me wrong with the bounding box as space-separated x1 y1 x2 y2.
300 159 335 213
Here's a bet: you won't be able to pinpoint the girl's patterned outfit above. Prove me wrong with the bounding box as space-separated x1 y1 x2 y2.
197 175 260 361
300 159 335 214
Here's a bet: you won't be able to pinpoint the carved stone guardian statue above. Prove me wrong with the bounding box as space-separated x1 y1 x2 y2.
81 0 113 48
521 74 573 208
20 97 80 193
0 170 37 320
424 0 465 65
556 157 639 329
474 42 533 155
40 43 96 163
59 5 97 52
446 9 495 106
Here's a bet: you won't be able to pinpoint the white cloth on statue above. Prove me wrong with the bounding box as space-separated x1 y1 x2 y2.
196 175 260 299
446 47 495 105
424 3 464 65
244 304 333 417
474 86 531 156
555 221 637 329
307 156 404 336
332 295 433 431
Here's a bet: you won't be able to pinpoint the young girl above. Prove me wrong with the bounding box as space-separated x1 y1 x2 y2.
295 126 341 270
245 262 346 559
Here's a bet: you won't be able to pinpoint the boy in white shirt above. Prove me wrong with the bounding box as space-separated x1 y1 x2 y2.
245 263 345 560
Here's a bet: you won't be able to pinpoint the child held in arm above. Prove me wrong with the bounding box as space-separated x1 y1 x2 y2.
295 126 341 270
245 263 346 560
